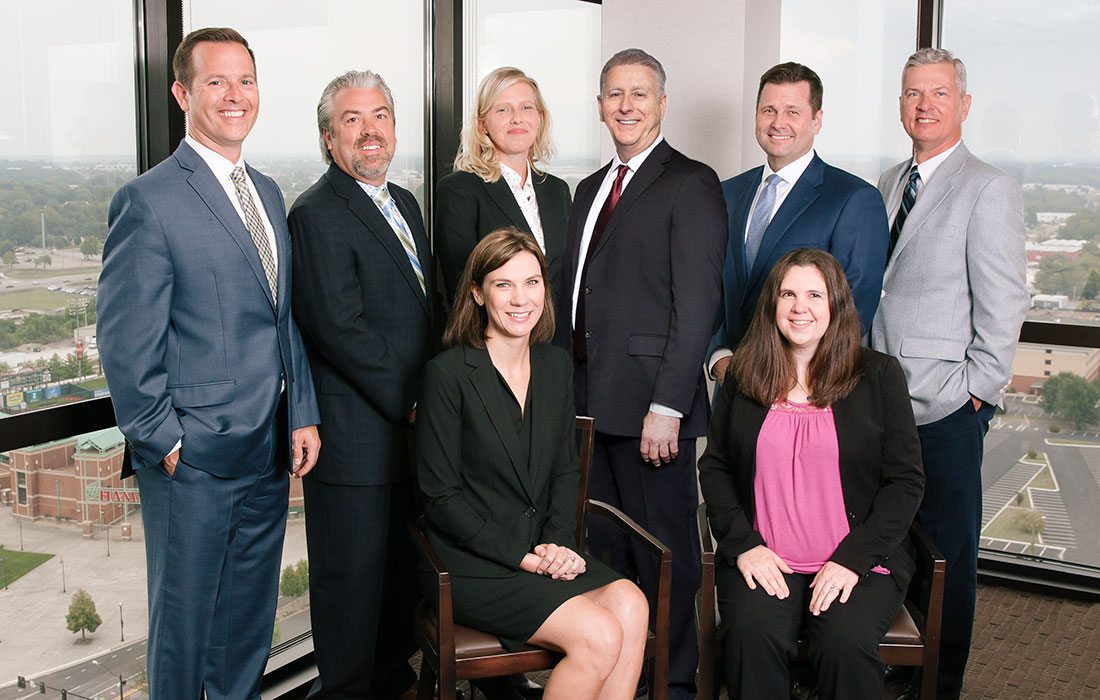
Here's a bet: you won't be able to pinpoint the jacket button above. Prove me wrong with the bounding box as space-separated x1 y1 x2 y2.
585 331 592 339
524 507 536 517
584 286 592 294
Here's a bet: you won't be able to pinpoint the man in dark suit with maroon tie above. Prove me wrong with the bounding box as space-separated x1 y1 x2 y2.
559 48 727 700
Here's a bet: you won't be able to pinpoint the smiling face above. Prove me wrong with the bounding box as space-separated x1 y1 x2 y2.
481 80 542 164
598 63 667 161
323 86 396 186
900 61 971 162
472 251 545 343
171 41 259 162
755 80 822 171
775 264 831 356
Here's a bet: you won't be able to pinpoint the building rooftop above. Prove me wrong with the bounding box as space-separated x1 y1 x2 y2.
74 426 125 453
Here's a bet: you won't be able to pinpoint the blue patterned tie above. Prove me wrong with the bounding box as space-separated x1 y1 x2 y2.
745 173 781 273
888 165 921 260
373 186 426 296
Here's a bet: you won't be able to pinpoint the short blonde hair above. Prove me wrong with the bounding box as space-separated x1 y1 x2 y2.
453 67 554 182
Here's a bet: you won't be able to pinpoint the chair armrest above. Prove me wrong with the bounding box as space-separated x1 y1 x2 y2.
585 499 671 557
408 517 455 661
696 503 717 700
909 521 946 571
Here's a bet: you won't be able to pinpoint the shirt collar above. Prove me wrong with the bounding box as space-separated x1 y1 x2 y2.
500 161 533 191
185 134 244 181
763 148 815 187
912 139 962 184
611 133 665 173
356 179 390 201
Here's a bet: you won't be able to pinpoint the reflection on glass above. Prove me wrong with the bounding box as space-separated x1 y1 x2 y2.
0 1 136 421
779 0 917 183
944 0 1100 571
465 0 602 191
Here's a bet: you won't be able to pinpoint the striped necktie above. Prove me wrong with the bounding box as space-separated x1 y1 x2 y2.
230 167 277 304
373 186 426 296
888 165 921 260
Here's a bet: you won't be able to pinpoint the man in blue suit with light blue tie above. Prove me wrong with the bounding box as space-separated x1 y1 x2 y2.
709 63 888 383
97 27 320 700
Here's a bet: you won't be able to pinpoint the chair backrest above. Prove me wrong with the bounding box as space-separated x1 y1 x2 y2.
575 415 595 550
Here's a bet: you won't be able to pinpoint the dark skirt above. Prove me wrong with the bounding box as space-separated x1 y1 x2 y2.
422 558 623 651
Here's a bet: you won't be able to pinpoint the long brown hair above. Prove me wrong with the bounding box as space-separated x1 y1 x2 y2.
729 248 863 407
444 227 556 348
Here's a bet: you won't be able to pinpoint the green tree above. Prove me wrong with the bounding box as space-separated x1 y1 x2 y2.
79 235 102 259
1083 270 1100 300
65 588 103 640
1041 372 1100 428
33 254 51 269
1015 508 1046 554
279 559 309 597
1 250 14 269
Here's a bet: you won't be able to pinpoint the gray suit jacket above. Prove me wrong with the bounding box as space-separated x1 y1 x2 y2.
871 142 1027 426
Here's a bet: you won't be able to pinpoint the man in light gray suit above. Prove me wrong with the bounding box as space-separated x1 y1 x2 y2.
872 48 1027 699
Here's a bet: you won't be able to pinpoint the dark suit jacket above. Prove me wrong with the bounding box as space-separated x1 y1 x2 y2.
289 164 439 486
99 141 319 478
559 140 727 438
416 343 579 578
435 169 570 307
709 154 888 358
698 349 924 588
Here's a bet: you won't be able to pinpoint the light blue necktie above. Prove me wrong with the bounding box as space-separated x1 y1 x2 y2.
745 173 782 273
373 186 426 296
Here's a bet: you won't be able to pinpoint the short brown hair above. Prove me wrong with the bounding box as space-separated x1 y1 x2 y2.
729 248 862 407
444 227 556 349
757 62 823 113
173 27 255 89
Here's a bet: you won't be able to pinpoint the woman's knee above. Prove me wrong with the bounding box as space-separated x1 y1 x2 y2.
807 619 880 668
606 580 649 636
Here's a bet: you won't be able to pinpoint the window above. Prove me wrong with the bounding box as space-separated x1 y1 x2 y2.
0 0 136 422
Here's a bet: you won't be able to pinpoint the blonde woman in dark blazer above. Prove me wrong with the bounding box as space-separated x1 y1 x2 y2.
417 228 647 700
435 67 570 308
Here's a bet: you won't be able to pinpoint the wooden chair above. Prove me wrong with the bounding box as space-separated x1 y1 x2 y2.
695 504 945 700
412 416 672 700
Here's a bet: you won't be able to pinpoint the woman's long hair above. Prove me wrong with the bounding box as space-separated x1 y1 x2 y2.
444 227 556 349
729 248 863 407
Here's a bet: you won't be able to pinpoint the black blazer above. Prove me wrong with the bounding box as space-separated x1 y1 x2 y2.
289 164 440 486
558 140 728 438
435 169 570 307
416 343 578 578
698 349 924 587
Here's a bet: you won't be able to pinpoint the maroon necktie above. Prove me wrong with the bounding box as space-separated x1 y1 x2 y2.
574 164 630 362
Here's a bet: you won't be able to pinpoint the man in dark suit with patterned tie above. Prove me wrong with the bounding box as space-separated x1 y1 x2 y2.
558 48 727 700
289 70 438 700
98 28 320 699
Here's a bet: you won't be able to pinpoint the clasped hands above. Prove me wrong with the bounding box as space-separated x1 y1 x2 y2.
736 545 859 616
521 543 587 581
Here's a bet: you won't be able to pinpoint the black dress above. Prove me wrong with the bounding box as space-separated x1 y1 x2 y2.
416 343 621 650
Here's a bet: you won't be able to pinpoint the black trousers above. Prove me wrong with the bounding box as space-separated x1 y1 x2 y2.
304 478 418 699
586 432 702 700
913 399 995 695
716 563 906 700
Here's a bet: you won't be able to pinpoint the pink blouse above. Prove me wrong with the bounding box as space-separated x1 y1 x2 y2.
753 399 889 575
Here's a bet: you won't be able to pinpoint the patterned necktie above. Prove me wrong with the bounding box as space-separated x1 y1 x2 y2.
230 166 277 304
888 165 921 260
744 173 781 274
574 164 630 362
373 186 426 296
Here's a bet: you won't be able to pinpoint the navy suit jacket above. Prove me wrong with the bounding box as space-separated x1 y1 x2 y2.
98 141 320 478
289 164 439 486
709 154 888 361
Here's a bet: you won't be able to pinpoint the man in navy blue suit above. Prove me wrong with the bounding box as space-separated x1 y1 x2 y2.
709 62 888 383
97 28 320 699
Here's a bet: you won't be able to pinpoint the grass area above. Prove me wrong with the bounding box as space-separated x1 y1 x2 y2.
0 548 54 587
3 266 100 280
1028 464 1056 491
1046 436 1100 446
0 288 73 312
982 505 1036 542
75 376 108 391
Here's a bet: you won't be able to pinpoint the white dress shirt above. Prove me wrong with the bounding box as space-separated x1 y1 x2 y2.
500 162 546 252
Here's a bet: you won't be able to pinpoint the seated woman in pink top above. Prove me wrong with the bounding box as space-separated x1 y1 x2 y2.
699 248 924 700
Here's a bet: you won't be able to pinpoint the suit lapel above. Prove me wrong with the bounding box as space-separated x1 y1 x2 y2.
565 164 609 280
392 187 432 314
746 156 824 293
534 175 565 265
176 143 275 313
889 144 968 263
728 169 760 295
483 177 529 232
465 346 537 503
326 165 428 313
592 140 671 259
249 167 289 311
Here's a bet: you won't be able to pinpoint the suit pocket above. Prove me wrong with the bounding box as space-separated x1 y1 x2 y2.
899 337 966 361
167 380 236 407
628 333 667 357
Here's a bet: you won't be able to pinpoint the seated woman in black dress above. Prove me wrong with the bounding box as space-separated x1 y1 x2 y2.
417 227 648 699
698 248 924 700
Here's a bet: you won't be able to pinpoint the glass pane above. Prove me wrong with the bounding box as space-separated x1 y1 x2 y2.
943 1 1100 570
0 1 136 421
465 0 602 191
779 0 917 183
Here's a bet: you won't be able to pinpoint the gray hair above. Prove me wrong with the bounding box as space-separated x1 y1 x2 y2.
316 70 396 164
903 48 967 95
600 48 667 95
